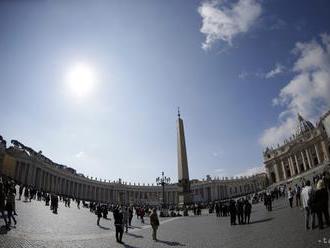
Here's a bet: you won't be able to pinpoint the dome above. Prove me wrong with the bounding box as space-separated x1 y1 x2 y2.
296 113 314 135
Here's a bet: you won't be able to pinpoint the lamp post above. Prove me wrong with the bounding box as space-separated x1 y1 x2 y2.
156 171 170 211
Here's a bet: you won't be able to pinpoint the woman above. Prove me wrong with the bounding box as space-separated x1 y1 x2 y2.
6 190 17 227
150 208 160 241
287 187 294 208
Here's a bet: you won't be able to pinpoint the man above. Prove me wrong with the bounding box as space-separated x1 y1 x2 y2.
0 177 9 228
96 204 102 226
295 184 301 208
301 180 313 230
229 200 236 225
315 179 330 229
150 208 160 241
113 207 124 243
244 199 252 224
123 207 129 233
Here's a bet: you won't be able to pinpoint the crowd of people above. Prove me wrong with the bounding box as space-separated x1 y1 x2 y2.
1 168 330 244
266 171 330 230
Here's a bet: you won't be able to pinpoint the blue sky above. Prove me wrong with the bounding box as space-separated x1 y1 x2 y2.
1 0 330 184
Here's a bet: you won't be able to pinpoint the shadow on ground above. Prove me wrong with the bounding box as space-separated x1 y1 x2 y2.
126 233 144 238
156 240 186 246
0 225 8 235
249 217 273 224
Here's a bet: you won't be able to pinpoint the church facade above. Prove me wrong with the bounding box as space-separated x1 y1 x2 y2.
263 111 330 185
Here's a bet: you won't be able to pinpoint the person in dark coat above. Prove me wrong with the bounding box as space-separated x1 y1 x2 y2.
237 200 244 224
0 178 8 228
150 208 160 241
113 207 124 243
229 200 236 225
315 180 330 229
128 207 133 226
6 190 17 227
96 204 102 225
244 200 252 224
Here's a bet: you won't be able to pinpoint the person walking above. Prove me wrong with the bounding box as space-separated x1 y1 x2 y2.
6 190 17 227
128 206 133 226
150 208 160 241
295 184 302 208
315 179 330 229
113 207 124 243
96 204 102 226
244 200 252 224
123 207 129 233
301 180 313 230
287 187 294 208
0 178 9 228
229 200 236 225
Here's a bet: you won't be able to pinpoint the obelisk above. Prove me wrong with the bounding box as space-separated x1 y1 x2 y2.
177 108 191 206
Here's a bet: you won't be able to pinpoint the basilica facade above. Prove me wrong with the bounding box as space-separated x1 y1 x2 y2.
263 111 330 185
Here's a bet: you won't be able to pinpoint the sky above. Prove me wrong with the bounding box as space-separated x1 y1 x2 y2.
1 0 330 184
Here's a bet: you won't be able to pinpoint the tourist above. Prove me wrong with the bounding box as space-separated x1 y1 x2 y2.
315 179 330 229
301 180 313 230
113 207 124 243
295 184 301 208
236 199 244 224
287 187 294 208
244 199 252 224
128 206 133 226
24 186 29 202
140 207 145 224
0 177 9 228
6 190 17 227
96 204 102 225
123 206 129 233
18 184 23 200
215 202 220 217
150 208 160 241
229 200 236 225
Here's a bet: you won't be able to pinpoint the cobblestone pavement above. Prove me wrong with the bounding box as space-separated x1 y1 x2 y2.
1 197 330 248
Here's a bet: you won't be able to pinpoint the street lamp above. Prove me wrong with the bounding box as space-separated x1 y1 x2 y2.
156 171 171 210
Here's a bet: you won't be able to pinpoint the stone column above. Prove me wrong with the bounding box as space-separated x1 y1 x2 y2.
288 157 294 176
274 163 280 183
290 156 297 175
301 151 307 171
314 143 321 165
294 154 301 174
321 140 329 161
281 160 287 180
306 149 312 169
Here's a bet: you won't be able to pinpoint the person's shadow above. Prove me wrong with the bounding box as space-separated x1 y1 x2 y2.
156 240 186 246
98 225 110 230
125 233 143 238
249 217 273 224
0 225 8 235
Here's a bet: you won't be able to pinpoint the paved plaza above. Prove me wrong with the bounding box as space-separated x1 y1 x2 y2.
1 197 330 248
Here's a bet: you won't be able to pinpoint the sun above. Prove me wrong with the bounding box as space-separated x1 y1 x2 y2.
67 63 96 98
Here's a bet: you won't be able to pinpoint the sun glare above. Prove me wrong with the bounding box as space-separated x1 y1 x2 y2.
67 63 96 98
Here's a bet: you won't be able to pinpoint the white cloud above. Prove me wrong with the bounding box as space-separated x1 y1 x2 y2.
198 0 262 50
235 165 265 177
238 71 249 79
214 168 226 177
75 151 85 159
270 18 286 30
265 63 285 79
260 33 330 147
